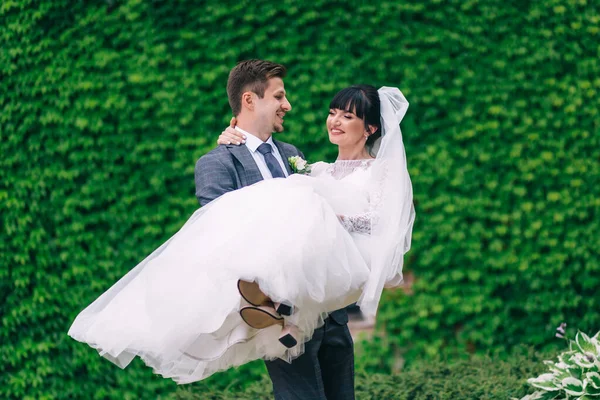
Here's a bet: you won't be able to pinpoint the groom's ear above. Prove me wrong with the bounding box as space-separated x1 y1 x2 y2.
241 92 255 111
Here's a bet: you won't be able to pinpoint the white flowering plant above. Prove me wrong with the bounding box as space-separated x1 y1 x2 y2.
288 156 311 175
518 324 600 400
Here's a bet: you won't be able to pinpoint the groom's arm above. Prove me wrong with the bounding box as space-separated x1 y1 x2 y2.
194 151 236 207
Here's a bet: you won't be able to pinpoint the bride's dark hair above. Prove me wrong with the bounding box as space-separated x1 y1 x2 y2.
329 85 381 154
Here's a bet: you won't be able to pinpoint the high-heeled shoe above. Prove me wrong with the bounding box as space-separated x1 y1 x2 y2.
237 280 295 316
274 301 294 317
278 324 298 349
239 305 283 329
238 280 269 306
239 305 299 349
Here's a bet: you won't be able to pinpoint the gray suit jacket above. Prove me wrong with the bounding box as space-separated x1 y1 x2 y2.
194 140 348 325
195 140 301 207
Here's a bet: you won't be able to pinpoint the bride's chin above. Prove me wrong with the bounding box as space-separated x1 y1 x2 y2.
329 138 343 147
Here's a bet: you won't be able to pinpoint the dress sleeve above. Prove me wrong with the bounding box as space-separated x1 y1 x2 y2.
338 212 378 234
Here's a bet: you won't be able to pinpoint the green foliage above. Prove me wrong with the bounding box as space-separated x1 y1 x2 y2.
1 0 599 399
170 348 551 399
520 329 600 399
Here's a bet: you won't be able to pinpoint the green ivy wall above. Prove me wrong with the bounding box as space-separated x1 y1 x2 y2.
1 0 598 398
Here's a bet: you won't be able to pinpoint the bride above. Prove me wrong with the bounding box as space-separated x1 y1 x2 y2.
68 85 415 384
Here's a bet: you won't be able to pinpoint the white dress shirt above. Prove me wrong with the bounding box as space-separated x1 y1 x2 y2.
236 126 289 179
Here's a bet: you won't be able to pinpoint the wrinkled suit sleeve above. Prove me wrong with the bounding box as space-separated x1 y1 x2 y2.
194 152 236 207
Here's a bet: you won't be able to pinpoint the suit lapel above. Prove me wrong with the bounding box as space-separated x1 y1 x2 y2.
227 145 264 186
273 139 294 175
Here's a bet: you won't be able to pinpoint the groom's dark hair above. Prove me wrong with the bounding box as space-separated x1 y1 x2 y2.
227 59 287 116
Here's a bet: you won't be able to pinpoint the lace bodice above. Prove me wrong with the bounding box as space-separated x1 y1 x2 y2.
311 159 380 234
323 159 375 180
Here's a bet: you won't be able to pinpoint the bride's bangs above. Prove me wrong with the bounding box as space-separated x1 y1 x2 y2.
329 87 370 120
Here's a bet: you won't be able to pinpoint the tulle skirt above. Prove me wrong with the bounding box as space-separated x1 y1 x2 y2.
68 174 371 383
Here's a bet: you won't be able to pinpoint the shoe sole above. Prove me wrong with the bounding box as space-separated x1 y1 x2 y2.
238 280 269 306
240 307 283 329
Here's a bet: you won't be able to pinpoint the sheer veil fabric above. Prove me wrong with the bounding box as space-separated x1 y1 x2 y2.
357 87 415 316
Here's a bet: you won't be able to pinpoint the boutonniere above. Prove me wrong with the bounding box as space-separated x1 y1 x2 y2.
288 156 311 175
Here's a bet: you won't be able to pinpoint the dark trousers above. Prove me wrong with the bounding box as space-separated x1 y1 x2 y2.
264 318 355 400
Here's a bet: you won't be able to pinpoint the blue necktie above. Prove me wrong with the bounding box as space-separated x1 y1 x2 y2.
257 143 286 178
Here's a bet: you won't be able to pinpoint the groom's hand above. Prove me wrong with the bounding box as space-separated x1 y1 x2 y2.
384 273 404 289
217 117 246 145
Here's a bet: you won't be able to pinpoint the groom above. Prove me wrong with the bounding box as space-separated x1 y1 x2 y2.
194 59 355 400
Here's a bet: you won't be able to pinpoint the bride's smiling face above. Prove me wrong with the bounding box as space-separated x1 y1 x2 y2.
326 86 381 154
327 108 367 148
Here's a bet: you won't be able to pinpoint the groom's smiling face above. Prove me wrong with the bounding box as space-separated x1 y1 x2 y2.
254 77 292 133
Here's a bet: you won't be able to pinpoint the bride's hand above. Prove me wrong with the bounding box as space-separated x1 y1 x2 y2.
217 117 246 145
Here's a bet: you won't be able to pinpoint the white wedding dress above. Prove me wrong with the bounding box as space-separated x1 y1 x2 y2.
68 160 384 383
68 87 414 384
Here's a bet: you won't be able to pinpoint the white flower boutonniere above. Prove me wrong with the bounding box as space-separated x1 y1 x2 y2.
288 156 311 175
